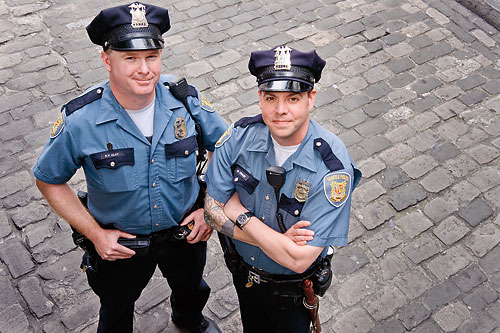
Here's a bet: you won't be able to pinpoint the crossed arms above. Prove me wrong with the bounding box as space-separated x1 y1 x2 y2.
204 192 323 273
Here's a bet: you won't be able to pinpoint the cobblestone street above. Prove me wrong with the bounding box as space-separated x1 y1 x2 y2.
1 0 500 332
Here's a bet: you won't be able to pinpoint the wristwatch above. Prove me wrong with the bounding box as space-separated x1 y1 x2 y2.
235 211 255 230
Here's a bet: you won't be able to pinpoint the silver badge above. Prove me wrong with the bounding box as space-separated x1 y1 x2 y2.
129 3 148 28
174 117 187 140
274 46 292 70
294 179 310 203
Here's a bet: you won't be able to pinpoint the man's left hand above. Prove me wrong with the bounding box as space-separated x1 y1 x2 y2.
181 208 213 243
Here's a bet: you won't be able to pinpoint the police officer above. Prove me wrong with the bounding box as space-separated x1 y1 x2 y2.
204 46 362 332
33 3 226 332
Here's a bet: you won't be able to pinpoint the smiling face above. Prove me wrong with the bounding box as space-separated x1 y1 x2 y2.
259 90 316 146
101 48 162 110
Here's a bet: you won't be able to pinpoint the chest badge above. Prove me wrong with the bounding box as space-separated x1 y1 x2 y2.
294 179 310 203
174 117 187 140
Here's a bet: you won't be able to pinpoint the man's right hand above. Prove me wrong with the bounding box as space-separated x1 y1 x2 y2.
92 229 136 261
285 220 314 246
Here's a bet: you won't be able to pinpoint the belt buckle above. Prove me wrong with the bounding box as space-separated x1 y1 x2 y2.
246 270 262 288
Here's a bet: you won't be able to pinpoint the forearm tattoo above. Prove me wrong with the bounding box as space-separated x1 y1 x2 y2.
204 195 235 238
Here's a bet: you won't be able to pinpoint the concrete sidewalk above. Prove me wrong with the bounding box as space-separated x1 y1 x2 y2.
0 0 499 332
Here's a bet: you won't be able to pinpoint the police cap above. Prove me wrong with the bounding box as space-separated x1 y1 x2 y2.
86 2 170 51
248 46 326 92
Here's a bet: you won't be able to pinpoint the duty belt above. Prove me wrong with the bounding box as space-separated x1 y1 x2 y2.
238 258 319 296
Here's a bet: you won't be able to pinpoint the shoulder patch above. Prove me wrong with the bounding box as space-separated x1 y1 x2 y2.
50 113 65 139
215 125 232 148
64 87 104 116
314 138 344 171
200 94 215 113
323 171 352 208
234 114 264 128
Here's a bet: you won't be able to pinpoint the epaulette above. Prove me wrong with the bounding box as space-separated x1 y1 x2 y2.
234 114 264 128
163 82 198 99
64 87 104 116
313 138 344 172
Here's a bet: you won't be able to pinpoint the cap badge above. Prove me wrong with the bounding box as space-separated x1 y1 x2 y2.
174 116 187 140
274 46 292 70
294 179 310 202
129 3 148 28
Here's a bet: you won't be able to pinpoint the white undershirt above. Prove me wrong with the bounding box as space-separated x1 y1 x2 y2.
125 99 155 138
272 136 299 166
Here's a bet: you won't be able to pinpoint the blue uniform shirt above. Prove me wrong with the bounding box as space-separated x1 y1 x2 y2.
205 115 361 274
33 75 227 235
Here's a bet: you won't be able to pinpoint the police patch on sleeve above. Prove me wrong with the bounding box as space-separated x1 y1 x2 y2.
50 113 65 139
200 95 215 112
215 125 232 148
323 171 352 208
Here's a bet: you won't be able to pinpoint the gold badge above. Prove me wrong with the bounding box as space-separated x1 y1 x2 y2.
50 113 64 139
129 3 148 28
174 117 187 140
274 46 292 70
294 179 310 202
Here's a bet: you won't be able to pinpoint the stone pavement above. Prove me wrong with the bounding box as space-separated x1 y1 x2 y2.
1 0 500 332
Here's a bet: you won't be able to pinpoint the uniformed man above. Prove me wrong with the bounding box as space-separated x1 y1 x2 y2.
32 3 226 332
204 46 362 332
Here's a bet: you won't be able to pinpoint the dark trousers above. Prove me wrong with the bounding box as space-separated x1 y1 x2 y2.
84 239 210 332
232 273 311 333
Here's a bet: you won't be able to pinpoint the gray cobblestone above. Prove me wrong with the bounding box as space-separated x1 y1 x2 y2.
458 198 494 227
433 301 472 332
420 168 455 193
403 235 441 264
457 312 499 333
389 183 427 211
363 81 393 99
387 57 416 74
354 201 395 230
433 216 470 245
394 269 433 300
365 227 405 258
19 276 53 318
381 167 410 189
401 155 438 179
0 304 31 333
467 144 500 164
464 223 500 257
357 157 386 178
396 211 433 238
378 253 408 280
424 197 459 222
331 308 375 333
338 273 376 307
389 72 416 88
422 280 462 311
459 88 488 106
332 246 370 275
0 239 35 278
463 286 499 313
10 202 50 229
359 136 391 154
427 245 473 281
363 286 407 320
453 265 488 293
399 301 432 330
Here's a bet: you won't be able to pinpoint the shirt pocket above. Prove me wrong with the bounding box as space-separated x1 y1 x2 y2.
165 135 197 182
279 194 305 230
90 148 138 192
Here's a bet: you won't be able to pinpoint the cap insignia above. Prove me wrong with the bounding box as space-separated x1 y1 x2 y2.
294 179 310 203
274 46 292 70
129 3 148 28
174 116 187 140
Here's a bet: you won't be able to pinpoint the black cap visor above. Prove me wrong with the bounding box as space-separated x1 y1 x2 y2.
109 37 164 51
258 80 312 92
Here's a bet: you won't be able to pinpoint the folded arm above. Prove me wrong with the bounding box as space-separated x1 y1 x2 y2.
204 192 319 273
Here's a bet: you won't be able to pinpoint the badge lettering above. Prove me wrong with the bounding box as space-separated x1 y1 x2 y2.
323 171 351 207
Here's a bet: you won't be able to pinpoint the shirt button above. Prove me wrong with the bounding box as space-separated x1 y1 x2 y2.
250 256 255 261
234 177 239 182
152 182 156 187
184 150 189 155
151 159 155 163
97 89 102 94
155 223 159 227
265 195 270 201
110 161 115 167
316 141 322 147
294 210 300 216
261 216 265 221
153 205 158 209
